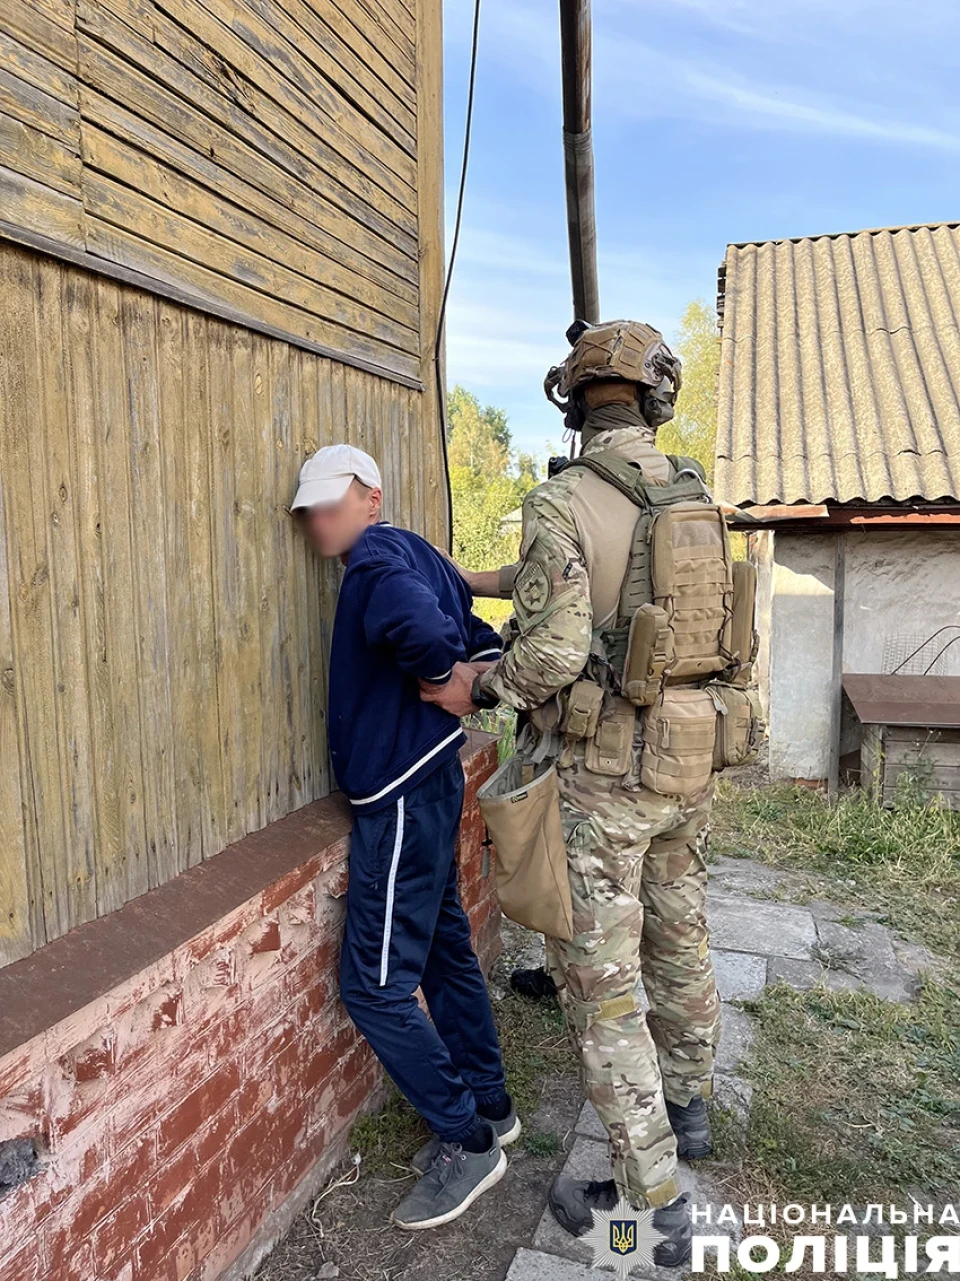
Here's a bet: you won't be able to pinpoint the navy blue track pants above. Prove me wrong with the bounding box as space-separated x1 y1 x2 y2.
339 757 507 1144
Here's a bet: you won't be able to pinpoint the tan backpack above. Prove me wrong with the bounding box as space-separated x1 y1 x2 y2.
565 451 735 692
562 451 761 795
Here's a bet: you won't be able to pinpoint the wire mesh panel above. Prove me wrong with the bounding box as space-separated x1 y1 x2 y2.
883 630 960 677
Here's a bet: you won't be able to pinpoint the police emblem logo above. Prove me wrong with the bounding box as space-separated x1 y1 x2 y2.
583 1198 666 1279
515 560 551 613
610 1218 636 1255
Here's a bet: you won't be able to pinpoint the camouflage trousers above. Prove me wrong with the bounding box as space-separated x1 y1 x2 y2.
544 750 720 1210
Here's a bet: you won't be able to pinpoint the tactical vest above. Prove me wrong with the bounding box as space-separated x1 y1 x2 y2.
564 449 735 702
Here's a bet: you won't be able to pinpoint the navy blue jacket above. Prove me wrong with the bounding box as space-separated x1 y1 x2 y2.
328 524 502 810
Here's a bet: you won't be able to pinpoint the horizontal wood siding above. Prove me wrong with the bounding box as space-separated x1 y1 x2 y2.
878 725 960 810
0 242 446 965
0 0 425 382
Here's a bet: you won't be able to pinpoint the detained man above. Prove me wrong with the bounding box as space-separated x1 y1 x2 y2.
291 444 518 1230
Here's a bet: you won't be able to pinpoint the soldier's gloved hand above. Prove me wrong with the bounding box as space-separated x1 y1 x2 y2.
418 662 479 716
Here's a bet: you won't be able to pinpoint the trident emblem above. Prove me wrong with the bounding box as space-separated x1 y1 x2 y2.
610 1219 637 1255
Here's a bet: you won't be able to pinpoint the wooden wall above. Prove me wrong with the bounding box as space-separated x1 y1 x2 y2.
0 0 446 964
0 0 430 383
0 244 445 963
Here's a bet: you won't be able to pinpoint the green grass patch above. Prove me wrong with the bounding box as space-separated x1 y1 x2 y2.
496 987 575 1121
349 1093 429 1175
523 1130 561 1157
712 777 960 957
726 981 960 1208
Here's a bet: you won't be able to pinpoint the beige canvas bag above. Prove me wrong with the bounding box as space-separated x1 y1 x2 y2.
478 757 574 941
709 683 763 769
640 687 718 797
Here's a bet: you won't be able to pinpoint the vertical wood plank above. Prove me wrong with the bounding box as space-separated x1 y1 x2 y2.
158 300 204 868
272 342 303 813
0 312 36 961
314 355 338 796
38 257 98 928
415 0 447 548
121 288 178 886
230 327 265 837
94 276 149 904
1 249 67 941
68 271 130 918
67 264 121 920
208 323 241 843
183 307 226 859
257 333 283 826
295 349 326 802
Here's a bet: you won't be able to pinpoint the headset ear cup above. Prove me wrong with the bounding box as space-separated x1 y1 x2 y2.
566 391 587 435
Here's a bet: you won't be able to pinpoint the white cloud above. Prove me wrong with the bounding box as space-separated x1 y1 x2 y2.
465 0 960 155
683 71 960 151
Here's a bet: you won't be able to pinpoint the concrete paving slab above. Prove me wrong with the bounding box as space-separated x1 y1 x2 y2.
531 1133 742 1266
713 1073 754 1125
508 1245 694 1281
506 1248 610 1281
815 919 875 964
575 1101 606 1142
767 956 862 993
532 1138 615 1265
892 936 942 981
767 956 828 989
712 950 767 1001
814 921 922 1002
707 899 816 960
715 1003 757 1074
708 857 790 898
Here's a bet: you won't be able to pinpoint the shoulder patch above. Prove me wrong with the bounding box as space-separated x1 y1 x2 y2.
515 560 551 613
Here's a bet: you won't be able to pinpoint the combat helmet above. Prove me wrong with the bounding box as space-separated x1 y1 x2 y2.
544 319 682 433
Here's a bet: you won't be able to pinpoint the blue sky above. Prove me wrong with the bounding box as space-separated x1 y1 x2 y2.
440 0 960 458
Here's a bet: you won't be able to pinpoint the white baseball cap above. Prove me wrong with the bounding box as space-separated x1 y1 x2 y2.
291 444 382 511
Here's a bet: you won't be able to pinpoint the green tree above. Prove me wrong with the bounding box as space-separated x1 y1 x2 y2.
446 386 538 624
657 300 719 482
446 386 511 472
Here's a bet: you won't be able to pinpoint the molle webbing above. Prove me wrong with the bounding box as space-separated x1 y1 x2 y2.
654 503 734 682
565 449 733 688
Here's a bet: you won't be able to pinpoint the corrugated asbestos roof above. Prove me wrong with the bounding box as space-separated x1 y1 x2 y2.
715 221 960 506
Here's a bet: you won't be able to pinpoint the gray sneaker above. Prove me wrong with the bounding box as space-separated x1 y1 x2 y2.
392 1126 506 1230
409 1101 521 1175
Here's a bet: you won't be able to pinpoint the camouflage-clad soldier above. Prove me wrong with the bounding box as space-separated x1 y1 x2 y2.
424 320 750 1264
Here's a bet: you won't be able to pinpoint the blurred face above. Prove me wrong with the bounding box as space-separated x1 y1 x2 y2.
300 479 382 558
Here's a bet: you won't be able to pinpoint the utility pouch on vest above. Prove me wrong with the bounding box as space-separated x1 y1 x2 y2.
584 697 636 777
478 757 574 940
651 502 734 682
622 604 674 706
728 560 759 686
640 688 717 797
709 683 763 769
561 679 604 740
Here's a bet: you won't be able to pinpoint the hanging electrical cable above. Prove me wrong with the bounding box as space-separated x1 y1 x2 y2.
434 0 482 551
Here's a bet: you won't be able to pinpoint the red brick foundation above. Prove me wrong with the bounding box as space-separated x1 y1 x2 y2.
0 733 500 1281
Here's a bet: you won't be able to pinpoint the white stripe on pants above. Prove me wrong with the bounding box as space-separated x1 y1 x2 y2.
379 796 405 987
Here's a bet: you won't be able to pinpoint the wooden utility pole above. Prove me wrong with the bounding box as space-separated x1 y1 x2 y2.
559 0 600 323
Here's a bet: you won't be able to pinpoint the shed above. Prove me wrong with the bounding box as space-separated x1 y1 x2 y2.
844 674 960 809
715 222 960 788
